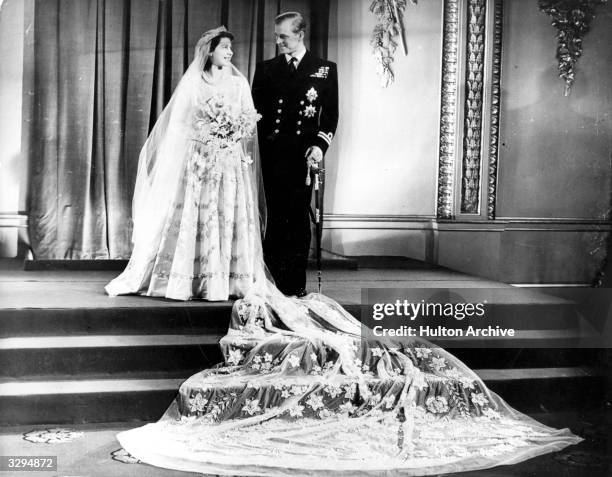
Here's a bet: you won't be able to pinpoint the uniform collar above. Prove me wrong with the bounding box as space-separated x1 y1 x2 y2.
284 44 307 66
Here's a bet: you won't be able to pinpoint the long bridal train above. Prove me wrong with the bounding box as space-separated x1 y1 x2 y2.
117 286 581 476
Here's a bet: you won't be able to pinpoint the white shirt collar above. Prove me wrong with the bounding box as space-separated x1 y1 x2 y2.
285 45 307 66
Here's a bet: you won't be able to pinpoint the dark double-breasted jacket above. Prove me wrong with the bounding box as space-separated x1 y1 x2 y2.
252 51 339 167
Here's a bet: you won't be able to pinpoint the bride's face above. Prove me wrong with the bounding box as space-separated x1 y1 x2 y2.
210 38 233 68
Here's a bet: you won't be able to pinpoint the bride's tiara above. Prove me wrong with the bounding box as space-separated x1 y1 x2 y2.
200 26 232 45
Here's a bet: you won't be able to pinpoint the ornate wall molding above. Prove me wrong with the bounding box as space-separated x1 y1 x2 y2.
487 0 503 220
538 0 607 96
436 0 460 219
460 0 486 214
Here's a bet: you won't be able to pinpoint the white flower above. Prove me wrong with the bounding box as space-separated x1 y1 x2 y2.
227 349 244 365
324 384 342 398
415 347 432 359
431 356 446 371
388 347 398 353
425 396 449 414
306 394 324 411
445 367 462 380
483 408 501 420
360 386 372 401
242 398 261 416
310 352 318 361
370 347 383 357
311 365 322 374
361 364 370 373
383 395 396 409
339 401 356 415
253 355 262 364
236 301 250 315
242 154 253 167
287 354 301 368
471 392 489 407
306 87 318 102
188 393 208 412
459 376 476 389
369 393 382 405
281 389 291 398
288 405 304 417
264 352 273 362
344 383 356 399
303 105 317 118
290 385 308 395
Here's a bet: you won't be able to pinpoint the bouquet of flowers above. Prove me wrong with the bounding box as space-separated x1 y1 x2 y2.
189 94 261 182
194 94 261 152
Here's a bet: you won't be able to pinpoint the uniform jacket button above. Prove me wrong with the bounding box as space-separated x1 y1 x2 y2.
296 130 301 135
297 121 302 125
274 129 279 133
275 119 280 123
278 99 283 104
277 109 282 113
300 100 304 105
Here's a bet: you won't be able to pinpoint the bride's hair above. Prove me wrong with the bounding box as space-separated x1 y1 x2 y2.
203 31 234 71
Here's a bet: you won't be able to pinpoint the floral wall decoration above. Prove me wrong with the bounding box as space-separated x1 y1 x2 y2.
538 0 607 95
370 0 419 87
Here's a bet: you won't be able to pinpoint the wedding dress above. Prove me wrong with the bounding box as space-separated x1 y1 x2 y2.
115 28 582 476
105 33 261 301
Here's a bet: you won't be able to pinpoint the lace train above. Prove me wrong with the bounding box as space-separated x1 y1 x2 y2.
117 291 582 475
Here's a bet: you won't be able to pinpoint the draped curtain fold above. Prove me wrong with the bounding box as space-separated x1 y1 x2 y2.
27 0 330 259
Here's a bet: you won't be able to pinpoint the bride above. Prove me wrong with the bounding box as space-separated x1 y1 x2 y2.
105 28 262 301
112 28 582 476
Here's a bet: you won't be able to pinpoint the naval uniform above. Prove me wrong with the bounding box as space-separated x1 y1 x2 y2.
252 51 338 295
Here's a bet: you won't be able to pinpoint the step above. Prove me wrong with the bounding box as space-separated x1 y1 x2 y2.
0 301 580 338
0 330 602 378
0 367 603 425
22 251 360 271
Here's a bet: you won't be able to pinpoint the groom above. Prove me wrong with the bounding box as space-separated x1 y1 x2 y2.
252 12 338 297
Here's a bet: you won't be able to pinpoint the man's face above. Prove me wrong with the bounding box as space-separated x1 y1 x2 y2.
274 19 303 55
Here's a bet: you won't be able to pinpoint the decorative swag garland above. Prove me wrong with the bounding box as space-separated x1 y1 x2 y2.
538 0 607 95
369 0 606 93
369 0 418 87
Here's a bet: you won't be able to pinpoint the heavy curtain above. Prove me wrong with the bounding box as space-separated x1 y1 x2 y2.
26 0 330 259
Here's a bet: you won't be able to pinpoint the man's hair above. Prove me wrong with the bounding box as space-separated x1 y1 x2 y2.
275 12 307 34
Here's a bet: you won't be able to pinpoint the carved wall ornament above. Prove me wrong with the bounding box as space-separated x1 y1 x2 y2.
487 0 503 220
436 0 460 219
461 0 487 214
369 0 418 87
538 0 607 96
